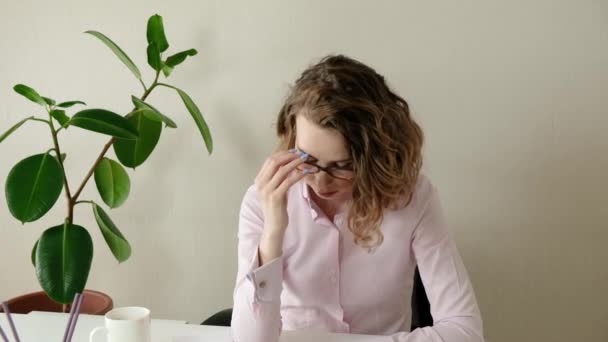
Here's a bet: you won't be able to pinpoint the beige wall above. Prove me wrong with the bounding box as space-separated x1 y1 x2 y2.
1 1 607 341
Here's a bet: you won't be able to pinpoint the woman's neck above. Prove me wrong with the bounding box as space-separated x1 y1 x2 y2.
311 191 350 220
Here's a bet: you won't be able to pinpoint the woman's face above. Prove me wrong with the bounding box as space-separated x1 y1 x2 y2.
294 115 354 203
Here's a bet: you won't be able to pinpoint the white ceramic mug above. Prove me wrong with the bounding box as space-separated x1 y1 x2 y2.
89 306 151 342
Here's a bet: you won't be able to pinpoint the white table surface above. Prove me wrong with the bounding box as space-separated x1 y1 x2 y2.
0 311 388 342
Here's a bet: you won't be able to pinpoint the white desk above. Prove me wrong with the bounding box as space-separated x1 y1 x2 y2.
0 312 388 342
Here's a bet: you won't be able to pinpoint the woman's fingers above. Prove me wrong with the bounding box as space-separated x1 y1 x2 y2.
255 151 299 186
275 167 310 196
266 153 309 192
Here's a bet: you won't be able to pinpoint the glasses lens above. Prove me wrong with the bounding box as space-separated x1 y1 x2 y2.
296 163 319 173
329 169 354 180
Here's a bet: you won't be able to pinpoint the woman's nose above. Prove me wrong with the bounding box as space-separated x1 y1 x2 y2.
312 171 332 186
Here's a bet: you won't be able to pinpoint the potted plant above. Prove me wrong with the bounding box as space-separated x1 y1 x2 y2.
0 14 212 313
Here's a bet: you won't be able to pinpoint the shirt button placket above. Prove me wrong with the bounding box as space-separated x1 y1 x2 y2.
329 228 342 322
330 269 338 284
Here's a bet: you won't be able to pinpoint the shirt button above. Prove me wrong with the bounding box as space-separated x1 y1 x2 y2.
259 281 267 288
330 275 337 284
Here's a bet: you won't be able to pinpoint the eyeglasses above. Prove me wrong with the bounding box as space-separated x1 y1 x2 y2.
293 150 354 181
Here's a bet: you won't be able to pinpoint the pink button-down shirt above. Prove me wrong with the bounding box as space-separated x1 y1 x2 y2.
231 174 484 342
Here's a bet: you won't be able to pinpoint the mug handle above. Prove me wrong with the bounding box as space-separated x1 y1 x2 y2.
89 326 108 342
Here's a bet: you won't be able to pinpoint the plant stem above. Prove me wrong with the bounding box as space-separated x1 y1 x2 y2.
31 118 51 124
71 138 113 203
139 79 148 93
47 113 73 223
142 69 161 100
69 69 162 212
156 82 175 90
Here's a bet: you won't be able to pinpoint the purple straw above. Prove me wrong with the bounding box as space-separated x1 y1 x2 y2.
0 323 9 342
1 302 20 342
65 293 85 342
61 293 80 342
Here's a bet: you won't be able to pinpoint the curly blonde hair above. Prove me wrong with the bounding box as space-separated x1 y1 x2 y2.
276 55 424 249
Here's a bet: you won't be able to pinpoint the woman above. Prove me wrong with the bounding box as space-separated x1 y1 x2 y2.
231 55 484 342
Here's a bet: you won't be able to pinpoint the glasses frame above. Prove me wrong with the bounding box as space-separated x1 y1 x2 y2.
298 161 354 181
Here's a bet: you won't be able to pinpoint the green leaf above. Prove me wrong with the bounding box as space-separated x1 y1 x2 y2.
13 84 47 106
92 202 131 263
165 49 197 68
94 158 130 208
42 97 56 106
147 42 162 71
1 117 33 143
161 64 174 77
167 86 213 154
146 14 169 52
57 100 86 108
113 111 162 168
85 30 142 81
32 239 39 267
5 153 64 223
50 109 70 128
70 109 138 139
36 223 93 304
131 96 177 128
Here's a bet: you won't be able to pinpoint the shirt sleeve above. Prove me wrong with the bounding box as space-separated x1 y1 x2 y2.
388 183 485 342
231 185 284 342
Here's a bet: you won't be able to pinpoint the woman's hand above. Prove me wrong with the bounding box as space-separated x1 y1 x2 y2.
254 149 309 265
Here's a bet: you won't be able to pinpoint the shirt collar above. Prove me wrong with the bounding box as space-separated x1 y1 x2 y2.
301 181 311 200
300 182 350 226
301 182 321 220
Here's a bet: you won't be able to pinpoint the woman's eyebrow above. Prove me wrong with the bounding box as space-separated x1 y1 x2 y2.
296 147 351 163
295 148 318 160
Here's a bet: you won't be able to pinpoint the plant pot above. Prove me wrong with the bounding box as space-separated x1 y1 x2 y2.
0 289 113 315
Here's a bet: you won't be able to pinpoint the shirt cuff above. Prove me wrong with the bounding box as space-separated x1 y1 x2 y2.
245 248 283 303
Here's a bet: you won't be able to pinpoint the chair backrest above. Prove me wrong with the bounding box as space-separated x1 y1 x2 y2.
410 266 433 330
202 266 433 329
201 308 233 326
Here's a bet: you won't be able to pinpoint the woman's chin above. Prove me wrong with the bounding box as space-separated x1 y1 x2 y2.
310 187 345 200
316 190 338 199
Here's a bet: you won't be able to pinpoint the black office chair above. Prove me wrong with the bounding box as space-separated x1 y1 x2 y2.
201 307 234 326
202 267 433 331
410 267 433 330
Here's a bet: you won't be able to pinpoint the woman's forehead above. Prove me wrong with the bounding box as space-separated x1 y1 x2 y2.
295 115 349 162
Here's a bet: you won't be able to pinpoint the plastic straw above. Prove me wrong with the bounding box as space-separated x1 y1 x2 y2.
65 293 84 342
61 293 80 342
1 302 20 342
0 322 9 342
